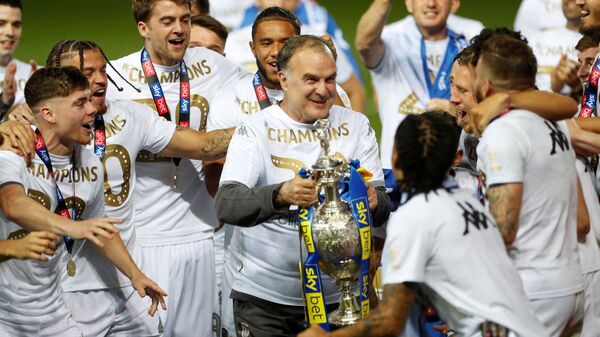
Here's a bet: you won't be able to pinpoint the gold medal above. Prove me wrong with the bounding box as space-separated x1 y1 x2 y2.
173 167 179 189
67 257 76 277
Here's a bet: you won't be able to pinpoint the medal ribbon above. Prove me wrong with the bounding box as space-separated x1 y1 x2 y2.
340 160 372 319
33 129 75 253
298 168 330 331
253 72 272 110
420 30 467 99
141 48 190 167
579 54 600 118
94 114 106 161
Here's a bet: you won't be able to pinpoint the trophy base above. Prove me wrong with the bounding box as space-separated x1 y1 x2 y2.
328 280 362 328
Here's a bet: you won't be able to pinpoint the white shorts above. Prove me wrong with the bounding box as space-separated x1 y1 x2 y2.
63 285 161 336
530 292 584 337
0 302 82 337
582 271 600 337
140 238 217 337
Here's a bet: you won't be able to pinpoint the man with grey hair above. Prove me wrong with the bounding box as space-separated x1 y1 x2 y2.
214 35 389 336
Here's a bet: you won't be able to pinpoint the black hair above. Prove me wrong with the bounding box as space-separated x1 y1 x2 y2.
0 0 22 10
252 6 301 41
191 15 228 43
468 27 528 67
393 111 460 194
45 40 140 92
192 0 209 14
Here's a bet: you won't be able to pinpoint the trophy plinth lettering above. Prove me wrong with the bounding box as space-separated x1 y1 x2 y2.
309 119 362 327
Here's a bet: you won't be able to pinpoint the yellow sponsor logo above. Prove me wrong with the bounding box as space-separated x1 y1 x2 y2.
299 209 315 253
360 226 371 259
306 293 327 324
356 201 368 225
361 299 370 318
305 266 319 292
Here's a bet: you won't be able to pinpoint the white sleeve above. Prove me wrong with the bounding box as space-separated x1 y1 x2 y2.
206 90 242 131
370 36 397 74
477 122 529 186
128 101 177 154
382 211 432 285
219 122 262 188
355 115 385 183
0 151 26 188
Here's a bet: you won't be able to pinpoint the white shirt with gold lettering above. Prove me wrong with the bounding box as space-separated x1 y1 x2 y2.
383 186 547 337
514 0 566 40
62 100 177 293
477 110 583 299
107 47 248 244
0 147 104 316
530 26 581 93
219 104 384 306
0 58 31 114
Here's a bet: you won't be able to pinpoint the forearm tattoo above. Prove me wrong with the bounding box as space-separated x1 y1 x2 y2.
487 185 518 242
200 128 233 157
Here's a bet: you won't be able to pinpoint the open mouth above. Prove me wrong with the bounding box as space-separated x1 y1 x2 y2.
169 39 185 47
423 11 439 18
457 108 468 124
82 121 93 132
92 88 106 98
581 9 590 18
267 61 278 72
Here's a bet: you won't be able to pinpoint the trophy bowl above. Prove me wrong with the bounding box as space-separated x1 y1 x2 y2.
310 156 363 327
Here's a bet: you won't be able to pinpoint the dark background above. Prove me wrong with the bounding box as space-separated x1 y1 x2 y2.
14 0 525 133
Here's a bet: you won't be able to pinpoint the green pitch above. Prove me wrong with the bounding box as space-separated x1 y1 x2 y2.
15 0 524 136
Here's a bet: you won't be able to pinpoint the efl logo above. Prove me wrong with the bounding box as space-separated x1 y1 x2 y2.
142 61 155 77
581 106 594 118
179 121 190 128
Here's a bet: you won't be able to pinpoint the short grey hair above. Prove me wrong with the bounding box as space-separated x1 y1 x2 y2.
276 35 337 73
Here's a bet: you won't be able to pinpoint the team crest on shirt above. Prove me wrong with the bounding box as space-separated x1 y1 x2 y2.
544 121 569 155
398 93 425 115
457 201 494 236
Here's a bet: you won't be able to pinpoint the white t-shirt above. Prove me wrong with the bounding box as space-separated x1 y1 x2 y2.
208 0 254 31
224 25 353 84
0 146 105 316
373 16 480 168
575 158 600 274
383 186 547 337
0 58 31 114
530 26 581 93
107 47 248 243
477 110 583 299
514 0 566 40
220 104 384 306
65 100 176 292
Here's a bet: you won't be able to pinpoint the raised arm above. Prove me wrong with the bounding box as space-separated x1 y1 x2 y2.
355 0 394 69
159 126 234 161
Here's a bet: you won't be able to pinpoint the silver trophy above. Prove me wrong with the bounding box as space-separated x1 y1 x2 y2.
309 119 363 327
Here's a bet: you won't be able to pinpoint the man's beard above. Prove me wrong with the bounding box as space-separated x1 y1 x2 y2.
580 22 600 35
256 58 279 89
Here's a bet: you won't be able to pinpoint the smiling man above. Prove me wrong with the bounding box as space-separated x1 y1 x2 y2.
105 1 248 335
214 35 389 337
0 0 36 118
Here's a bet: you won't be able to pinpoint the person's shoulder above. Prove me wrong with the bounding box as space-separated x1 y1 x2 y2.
110 50 140 65
0 150 25 166
330 105 369 124
447 14 484 32
185 45 225 62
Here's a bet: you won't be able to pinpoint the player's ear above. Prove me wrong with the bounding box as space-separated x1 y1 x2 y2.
137 21 150 39
278 70 289 91
450 0 461 14
38 104 57 125
250 41 256 58
404 0 414 14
